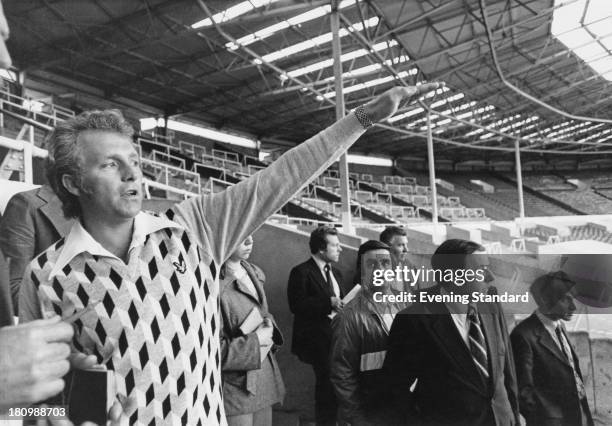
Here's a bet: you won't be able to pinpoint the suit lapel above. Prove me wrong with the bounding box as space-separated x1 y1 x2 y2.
242 261 266 307
307 258 331 297
533 315 571 367
427 302 488 395
37 186 72 236
560 325 583 377
331 267 343 298
477 304 500 388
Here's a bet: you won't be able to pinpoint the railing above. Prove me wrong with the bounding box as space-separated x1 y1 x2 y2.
179 140 207 159
141 158 200 195
0 89 74 128
143 178 198 200
137 137 170 155
212 148 239 163
151 149 186 169
247 164 265 175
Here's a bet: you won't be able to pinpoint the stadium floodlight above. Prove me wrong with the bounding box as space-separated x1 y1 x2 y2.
347 154 393 167
552 0 612 82
283 40 399 79
140 118 257 149
262 17 379 63
226 0 357 50
192 0 281 29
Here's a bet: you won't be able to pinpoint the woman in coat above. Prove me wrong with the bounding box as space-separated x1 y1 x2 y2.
220 235 285 426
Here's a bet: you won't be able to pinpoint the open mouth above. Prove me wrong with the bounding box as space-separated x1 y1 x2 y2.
123 189 139 197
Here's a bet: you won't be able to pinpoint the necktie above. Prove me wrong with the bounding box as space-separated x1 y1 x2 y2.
556 325 586 398
324 264 334 296
467 304 489 380
556 325 570 361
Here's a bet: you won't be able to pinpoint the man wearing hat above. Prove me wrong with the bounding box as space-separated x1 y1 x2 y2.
510 271 594 426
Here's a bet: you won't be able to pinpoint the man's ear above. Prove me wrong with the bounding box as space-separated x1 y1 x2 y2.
61 174 80 197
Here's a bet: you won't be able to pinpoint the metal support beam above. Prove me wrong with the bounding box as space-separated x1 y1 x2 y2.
514 138 525 219
23 125 34 184
426 112 438 230
331 0 352 232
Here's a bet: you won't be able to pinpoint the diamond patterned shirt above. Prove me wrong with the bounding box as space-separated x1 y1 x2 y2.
19 112 366 425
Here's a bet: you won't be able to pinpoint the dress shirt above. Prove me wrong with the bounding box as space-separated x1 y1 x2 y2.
441 287 470 346
312 255 340 298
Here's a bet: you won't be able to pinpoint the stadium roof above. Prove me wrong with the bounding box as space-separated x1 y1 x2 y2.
6 0 612 162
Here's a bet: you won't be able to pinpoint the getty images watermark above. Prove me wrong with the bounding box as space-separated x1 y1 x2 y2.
361 253 612 314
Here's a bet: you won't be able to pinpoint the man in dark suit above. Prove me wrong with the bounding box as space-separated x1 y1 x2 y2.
0 184 73 310
511 271 593 426
288 225 344 425
384 239 519 426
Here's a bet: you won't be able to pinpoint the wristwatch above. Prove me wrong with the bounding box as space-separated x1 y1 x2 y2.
354 105 373 129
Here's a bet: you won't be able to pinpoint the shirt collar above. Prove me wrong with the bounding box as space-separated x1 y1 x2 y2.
440 286 468 317
49 211 182 278
536 309 560 332
311 255 330 271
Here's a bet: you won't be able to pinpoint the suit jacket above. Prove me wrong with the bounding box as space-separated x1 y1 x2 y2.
0 185 73 310
219 260 285 416
383 286 519 426
288 257 344 365
510 313 594 426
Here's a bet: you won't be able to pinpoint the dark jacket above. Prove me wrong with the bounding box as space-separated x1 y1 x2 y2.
0 185 73 310
383 286 520 426
287 257 344 365
0 249 13 327
330 295 400 425
219 260 285 416
510 313 593 426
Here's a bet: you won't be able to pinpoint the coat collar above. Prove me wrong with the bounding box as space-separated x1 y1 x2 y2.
37 185 74 237
531 312 573 367
424 286 498 395
222 261 266 306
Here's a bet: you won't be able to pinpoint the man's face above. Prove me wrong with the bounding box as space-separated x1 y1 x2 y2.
462 251 494 294
388 235 409 263
545 290 576 321
232 235 253 262
71 130 143 223
319 234 341 263
362 249 392 290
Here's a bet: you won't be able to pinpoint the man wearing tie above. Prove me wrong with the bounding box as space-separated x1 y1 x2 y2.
383 239 519 426
511 271 593 426
288 226 344 425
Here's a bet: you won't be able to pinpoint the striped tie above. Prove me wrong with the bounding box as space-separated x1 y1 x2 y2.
467 304 489 380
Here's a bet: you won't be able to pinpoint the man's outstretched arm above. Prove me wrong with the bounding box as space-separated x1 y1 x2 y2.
172 84 444 264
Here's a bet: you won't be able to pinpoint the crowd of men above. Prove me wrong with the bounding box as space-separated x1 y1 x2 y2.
0 2 596 424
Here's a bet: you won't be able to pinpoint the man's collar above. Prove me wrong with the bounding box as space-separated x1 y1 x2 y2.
535 309 560 329
49 211 182 278
440 286 468 315
311 255 329 271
